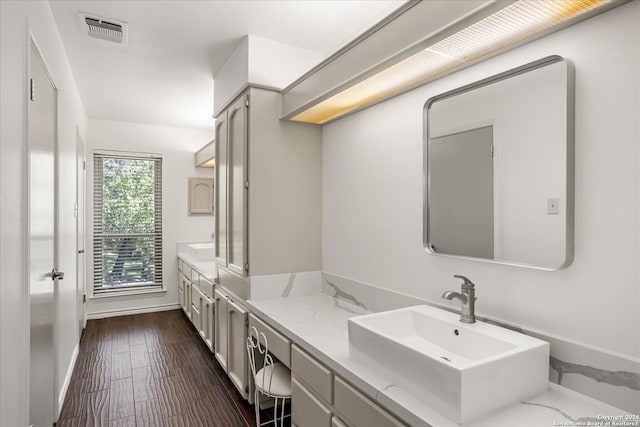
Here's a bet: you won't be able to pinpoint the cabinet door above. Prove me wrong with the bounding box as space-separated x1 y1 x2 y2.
182 277 192 319
227 298 248 399
215 111 228 267
178 272 186 312
178 272 185 312
214 289 228 371
178 286 185 313
203 294 214 351
188 177 214 215
191 286 203 332
227 95 248 276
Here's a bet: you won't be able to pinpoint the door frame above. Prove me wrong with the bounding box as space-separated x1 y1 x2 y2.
26 29 61 422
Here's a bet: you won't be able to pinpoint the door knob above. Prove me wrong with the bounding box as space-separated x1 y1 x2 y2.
51 268 64 281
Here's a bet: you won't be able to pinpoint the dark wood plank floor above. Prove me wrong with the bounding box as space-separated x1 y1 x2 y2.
57 310 256 427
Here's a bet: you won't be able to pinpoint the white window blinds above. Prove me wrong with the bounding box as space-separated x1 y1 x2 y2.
93 152 163 294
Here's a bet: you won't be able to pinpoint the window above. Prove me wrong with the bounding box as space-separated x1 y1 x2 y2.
93 152 162 295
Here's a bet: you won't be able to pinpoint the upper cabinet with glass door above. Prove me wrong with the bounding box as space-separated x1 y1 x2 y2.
214 86 322 297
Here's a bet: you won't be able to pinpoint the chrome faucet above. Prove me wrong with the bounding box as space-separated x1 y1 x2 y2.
442 275 476 324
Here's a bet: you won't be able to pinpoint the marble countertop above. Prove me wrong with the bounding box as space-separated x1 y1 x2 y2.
177 252 216 281
247 294 633 427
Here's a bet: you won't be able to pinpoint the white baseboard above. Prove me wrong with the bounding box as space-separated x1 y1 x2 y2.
86 303 181 320
57 343 79 420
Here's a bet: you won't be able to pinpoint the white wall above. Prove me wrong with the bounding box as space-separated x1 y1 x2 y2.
214 35 323 111
86 119 213 317
0 1 87 425
323 3 639 359
214 37 249 112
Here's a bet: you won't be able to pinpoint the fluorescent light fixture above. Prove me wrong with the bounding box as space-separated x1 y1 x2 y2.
290 0 611 124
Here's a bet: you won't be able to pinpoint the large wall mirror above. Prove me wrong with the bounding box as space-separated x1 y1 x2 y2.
424 56 574 270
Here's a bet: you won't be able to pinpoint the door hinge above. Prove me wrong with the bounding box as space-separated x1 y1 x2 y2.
83 160 86 170
83 294 86 303
244 180 249 189
29 78 35 101
74 202 78 218
490 144 495 158
245 318 249 327
244 263 249 272
245 96 249 108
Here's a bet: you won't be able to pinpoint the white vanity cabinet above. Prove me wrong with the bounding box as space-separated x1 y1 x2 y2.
198 277 214 352
202 293 214 351
288 344 405 427
292 377 332 427
291 343 334 427
178 257 215 352
331 417 348 427
178 271 185 313
190 285 204 335
178 270 192 319
214 86 322 298
227 298 249 398
249 313 291 368
214 287 249 399
214 288 229 371
333 376 404 427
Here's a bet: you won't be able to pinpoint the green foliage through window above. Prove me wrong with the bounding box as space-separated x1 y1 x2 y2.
93 154 163 293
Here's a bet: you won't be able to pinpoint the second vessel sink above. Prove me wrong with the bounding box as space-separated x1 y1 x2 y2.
186 242 215 261
348 305 549 423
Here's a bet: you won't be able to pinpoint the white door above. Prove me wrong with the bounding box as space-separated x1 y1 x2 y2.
28 41 59 427
428 126 494 258
76 132 86 334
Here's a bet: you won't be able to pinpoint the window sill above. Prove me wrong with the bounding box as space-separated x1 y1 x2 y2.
90 288 167 302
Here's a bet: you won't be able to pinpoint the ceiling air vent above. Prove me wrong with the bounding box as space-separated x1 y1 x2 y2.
80 13 128 44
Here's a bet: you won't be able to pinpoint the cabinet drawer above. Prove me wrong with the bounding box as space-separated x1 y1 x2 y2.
191 269 199 284
331 417 348 427
292 377 332 427
178 259 184 273
333 377 404 427
292 344 332 404
178 272 185 290
249 314 291 368
182 263 192 280
191 285 202 308
198 276 214 299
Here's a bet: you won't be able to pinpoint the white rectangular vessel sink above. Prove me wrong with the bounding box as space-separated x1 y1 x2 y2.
348 305 549 423
187 242 215 261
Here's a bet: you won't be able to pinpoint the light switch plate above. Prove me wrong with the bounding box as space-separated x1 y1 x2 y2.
547 198 560 215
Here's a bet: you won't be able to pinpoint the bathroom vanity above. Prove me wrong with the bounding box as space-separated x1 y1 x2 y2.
175 243 635 425
247 289 633 427
176 242 251 401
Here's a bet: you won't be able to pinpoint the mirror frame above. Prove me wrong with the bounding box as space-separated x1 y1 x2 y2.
423 55 575 270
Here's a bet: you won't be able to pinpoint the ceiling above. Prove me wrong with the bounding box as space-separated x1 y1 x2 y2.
49 0 405 132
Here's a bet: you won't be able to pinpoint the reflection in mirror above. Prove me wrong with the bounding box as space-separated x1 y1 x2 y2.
424 56 574 270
